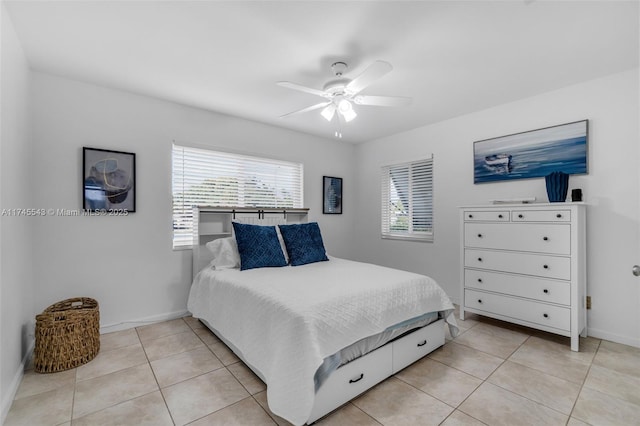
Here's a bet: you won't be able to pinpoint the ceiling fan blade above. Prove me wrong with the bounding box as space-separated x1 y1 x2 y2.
353 95 412 107
279 101 331 118
277 81 328 98
345 60 393 95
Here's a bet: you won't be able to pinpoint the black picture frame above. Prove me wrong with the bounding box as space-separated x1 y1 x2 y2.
473 119 588 184
323 176 343 214
83 147 136 212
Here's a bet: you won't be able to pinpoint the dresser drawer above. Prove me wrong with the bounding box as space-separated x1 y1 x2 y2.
512 209 571 222
465 289 570 331
464 223 570 254
464 249 571 280
464 269 570 305
392 319 444 374
463 210 510 222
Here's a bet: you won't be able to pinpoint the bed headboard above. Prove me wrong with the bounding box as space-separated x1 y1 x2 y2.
192 206 309 277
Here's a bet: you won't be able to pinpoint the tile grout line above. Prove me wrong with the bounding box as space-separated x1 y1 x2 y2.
392 319 497 425
151 318 260 425
450 335 513 425
136 321 177 426
70 325 168 424
248 394 280 426
566 338 602 425
69 368 78 426
434 322 593 424
466 332 600 424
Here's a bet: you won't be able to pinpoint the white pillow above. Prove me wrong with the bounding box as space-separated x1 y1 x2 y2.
205 237 241 269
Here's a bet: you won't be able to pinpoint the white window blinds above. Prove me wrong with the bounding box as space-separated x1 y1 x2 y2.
381 156 433 242
172 144 304 248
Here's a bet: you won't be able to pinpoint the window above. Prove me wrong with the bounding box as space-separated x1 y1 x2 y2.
381 156 433 242
172 144 303 248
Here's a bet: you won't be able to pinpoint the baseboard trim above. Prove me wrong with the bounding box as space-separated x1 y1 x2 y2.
100 309 189 334
1 340 34 425
587 327 640 349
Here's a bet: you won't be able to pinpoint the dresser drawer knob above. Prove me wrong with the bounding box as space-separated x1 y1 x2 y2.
417 340 427 347
543 264 549 269
543 236 549 241
543 313 549 318
543 289 549 294
478 299 483 304
556 213 562 218
498 214 503 219
477 257 483 262
468 214 473 219
477 233 483 238
477 278 483 283
518 214 524 219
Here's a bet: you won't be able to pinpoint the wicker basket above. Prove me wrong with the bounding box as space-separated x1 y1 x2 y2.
34 297 100 373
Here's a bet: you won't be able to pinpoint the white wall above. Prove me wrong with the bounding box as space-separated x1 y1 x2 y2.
354 68 640 347
30 72 356 331
0 3 35 422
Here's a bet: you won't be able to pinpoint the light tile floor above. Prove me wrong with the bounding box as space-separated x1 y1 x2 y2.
5 306 640 425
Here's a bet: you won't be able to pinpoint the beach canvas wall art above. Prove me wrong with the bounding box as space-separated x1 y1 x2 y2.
473 120 588 184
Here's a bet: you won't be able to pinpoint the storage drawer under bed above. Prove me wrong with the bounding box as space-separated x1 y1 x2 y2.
392 319 444 373
309 343 392 423
308 318 446 423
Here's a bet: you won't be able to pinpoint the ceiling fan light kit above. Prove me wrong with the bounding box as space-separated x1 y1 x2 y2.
277 60 411 128
337 99 356 122
320 103 336 121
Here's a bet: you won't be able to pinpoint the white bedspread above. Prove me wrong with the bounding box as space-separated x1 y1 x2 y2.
187 257 457 425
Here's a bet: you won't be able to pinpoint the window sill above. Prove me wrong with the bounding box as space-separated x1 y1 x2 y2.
381 234 433 243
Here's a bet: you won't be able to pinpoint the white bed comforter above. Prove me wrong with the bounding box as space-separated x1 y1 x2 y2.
187 257 457 425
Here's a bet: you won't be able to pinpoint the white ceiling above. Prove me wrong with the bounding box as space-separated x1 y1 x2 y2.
5 1 639 144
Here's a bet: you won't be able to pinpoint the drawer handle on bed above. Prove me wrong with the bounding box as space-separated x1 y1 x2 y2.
417 340 427 347
349 374 364 384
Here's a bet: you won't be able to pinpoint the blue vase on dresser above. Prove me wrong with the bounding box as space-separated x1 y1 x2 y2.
545 171 569 202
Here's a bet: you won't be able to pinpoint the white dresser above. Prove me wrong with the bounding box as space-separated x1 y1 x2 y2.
460 203 587 351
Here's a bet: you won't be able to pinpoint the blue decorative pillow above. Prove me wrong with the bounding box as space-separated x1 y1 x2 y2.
232 222 288 271
278 222 329 266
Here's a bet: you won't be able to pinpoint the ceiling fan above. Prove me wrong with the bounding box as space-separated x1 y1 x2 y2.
277 60 412 123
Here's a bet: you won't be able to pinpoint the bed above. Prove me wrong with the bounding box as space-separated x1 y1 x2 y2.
187 207 458 425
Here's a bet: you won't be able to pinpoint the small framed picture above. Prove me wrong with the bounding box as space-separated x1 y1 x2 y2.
323 176 342 214
83 147 136 212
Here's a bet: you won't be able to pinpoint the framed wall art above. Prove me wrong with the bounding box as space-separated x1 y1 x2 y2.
83 147 136 212
473 120 588 184
323 176 342 214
